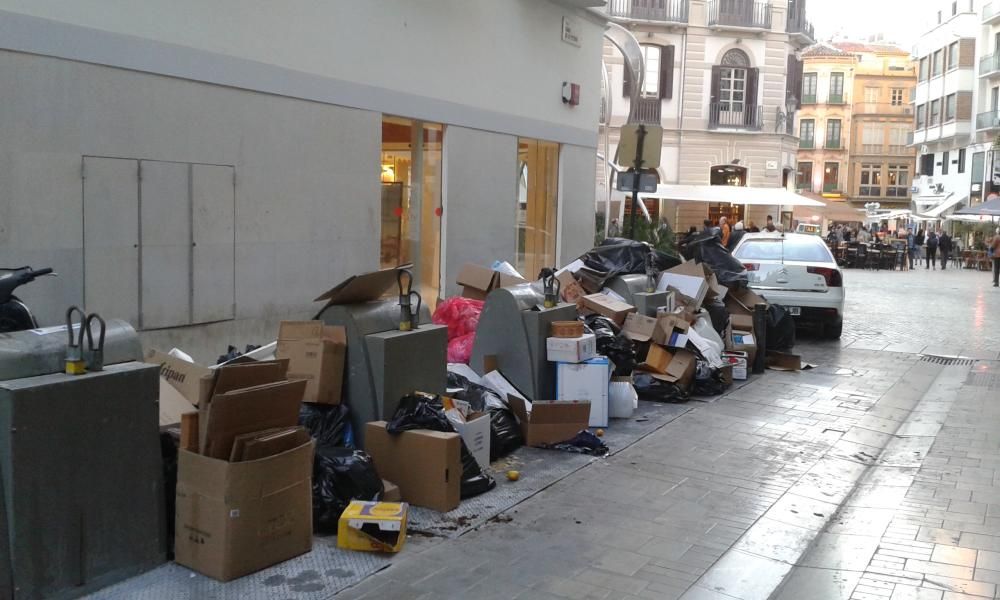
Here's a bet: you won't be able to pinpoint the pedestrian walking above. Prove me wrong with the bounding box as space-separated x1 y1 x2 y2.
926 230 939 270
727 221 745 251
702 219 720 238
939 231 953 270
720 216 731 247
906 229 916 270
991 228 1000 287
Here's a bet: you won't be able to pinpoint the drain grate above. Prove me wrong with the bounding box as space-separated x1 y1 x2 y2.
921 355 975 366
965 372 1000 389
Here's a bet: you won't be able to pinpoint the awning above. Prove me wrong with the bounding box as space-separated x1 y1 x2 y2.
954 197 1000 217
628 184 826 207
922 195 967 218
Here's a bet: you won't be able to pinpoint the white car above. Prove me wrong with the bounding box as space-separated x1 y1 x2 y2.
732 232 845 339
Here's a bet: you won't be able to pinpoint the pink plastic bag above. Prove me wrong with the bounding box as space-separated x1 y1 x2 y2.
432 297 484 340
447 332 477 364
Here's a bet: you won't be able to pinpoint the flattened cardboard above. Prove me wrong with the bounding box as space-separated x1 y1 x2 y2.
337 501 408 553
582 293 636 326
726 287 767 316
622 313 657 343
276 321 347 405
199 360 290 450
314 264 413 306
202 379 307 460
381 480 401 503
507 395 591 447
159 377 196 427
174 440 314 582
766 351 802 372
449 410 491 471
147 349 215 407
364 423 461 513
236 427 311 462
657 261 709 307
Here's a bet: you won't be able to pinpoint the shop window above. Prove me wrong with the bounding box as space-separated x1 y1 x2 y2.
859 164 882 197
517 139 559 277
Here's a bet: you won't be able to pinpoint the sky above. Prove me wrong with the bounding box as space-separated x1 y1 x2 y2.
809 0 941 48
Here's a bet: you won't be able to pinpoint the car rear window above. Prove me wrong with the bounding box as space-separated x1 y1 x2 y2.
735 237 834 262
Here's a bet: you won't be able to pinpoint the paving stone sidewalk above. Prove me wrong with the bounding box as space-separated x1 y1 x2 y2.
331 348 920 600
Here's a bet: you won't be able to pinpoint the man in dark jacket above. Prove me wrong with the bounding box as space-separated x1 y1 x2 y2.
727 221 746 252
926 230 939 270
938 231 953 270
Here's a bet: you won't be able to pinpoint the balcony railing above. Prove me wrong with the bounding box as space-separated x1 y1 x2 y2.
606 0 689 23
786 9 814 41
825 138 843 150
801 94 817 104
827 94 846 104
985 1 1000 24
631 96 662 125
977 110 1000 130
799 138 814 149
981 53 1000 77
708 103 763 130
861 144 883 154
707 0 772 29
854 103 914 115
887 145 911 155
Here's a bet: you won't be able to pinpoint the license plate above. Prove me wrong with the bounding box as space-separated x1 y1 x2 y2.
788 306 802 316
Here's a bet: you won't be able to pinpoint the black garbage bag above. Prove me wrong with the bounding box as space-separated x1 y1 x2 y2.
386 392 453 434
681 233 749 288
692 362 730 397
299 402 354 448
704 299 731 336
488 407 523 461
160 431 179 558
312 446 384 534
577 238 682 289
540 430 609 457
386 392 496 498
446 372 523 460
584 314 637 376
215 344 261 365
767 304 796 351
633 372 691 403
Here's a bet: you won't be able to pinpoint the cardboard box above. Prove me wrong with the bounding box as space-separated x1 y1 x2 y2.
147 349 215 407
456 263 527 300
730 313 755 333
199 359 290 450
337 501 408 553
275 321 347 405
174 440 314 581
556 271 586 303
657 261 709 307
556 357 610 428
381 480 401 503
507 395 591 447
731 331 757 365
703 270 729 303
202 379 306 460
640 344 673 374
722 351 749 380
158 377 196 427
449 411 491 471
230 426 311 462
636 349 696 387
364 423 462 513
582 293 636 326
725 287 767 325
622 313 657 343
652 315 690 348
546 334 598 363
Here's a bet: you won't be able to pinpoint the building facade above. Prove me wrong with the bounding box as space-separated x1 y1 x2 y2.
795 42 916 214
601 0 813 231
0 1 605 360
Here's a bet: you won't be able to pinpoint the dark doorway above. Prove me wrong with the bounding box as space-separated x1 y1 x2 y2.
710 164 748 186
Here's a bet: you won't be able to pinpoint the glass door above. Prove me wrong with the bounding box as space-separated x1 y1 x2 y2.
516 139 560 279
380 116 444 306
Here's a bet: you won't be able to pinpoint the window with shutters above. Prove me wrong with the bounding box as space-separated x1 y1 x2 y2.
719 49 750 112
888 126 908 154
829 73 845 103
623 44 675 101
859 164 882 197
710 49 759 129
826 119 842 149
864 87 880 104
799 119 815 148
862 124 884 154
802 73 817 103
891 88 904 106
796 162 813 190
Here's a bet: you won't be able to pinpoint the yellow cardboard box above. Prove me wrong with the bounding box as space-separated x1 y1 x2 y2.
337 501 409 553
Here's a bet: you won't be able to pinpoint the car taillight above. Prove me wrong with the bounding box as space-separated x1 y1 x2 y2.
743 263 759 271
807 266 843 287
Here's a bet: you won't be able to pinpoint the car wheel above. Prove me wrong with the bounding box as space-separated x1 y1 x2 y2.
824 321 843 340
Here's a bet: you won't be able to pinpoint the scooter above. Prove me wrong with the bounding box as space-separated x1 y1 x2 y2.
0 266 55 333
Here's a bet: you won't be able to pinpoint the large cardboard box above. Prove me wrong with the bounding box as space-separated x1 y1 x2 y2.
636 349 696 387
174 440 314 581
546 334 597 363
640 344 673 374
276 321 347 405
364 423 462 513
622 313 657 343
337 501 409 553
657 261 709 307
651 315 690 348
449 411 491 471
582 294 636 326
508 396 591 447
456 263 527 300
731 331 758 365
556 358 610 428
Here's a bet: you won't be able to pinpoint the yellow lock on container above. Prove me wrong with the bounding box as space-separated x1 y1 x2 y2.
64 306 87 375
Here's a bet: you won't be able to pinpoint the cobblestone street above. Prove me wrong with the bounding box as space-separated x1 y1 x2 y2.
324 267 1000 600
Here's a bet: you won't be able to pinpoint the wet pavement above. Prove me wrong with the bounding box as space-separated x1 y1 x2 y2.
328 266 1000 600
